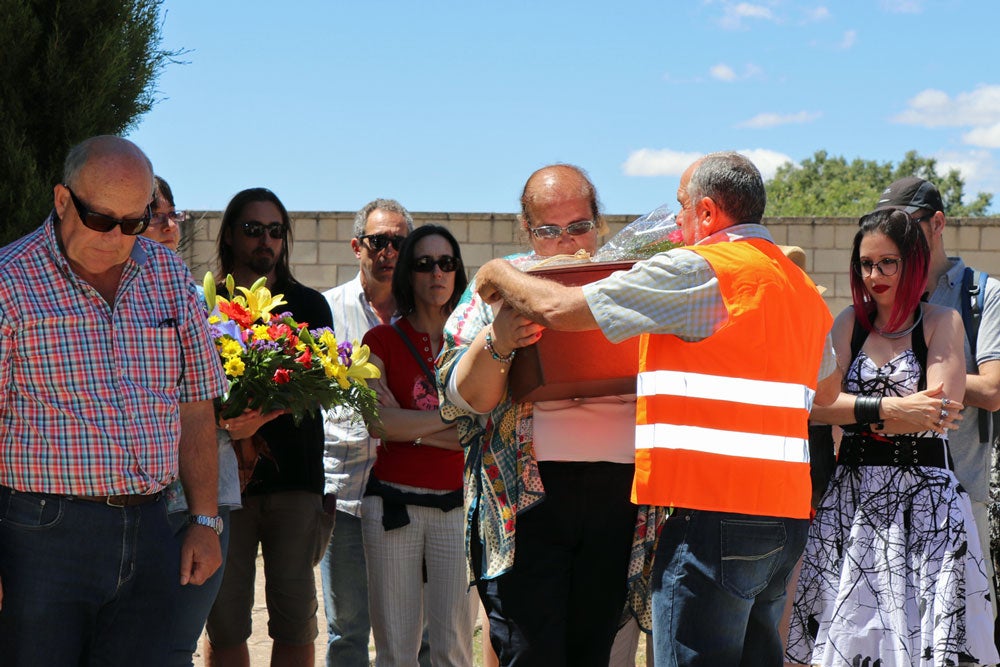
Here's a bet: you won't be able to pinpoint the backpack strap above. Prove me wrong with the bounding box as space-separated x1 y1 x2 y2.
962 267 992 442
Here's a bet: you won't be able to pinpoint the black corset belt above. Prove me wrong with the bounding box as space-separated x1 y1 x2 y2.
837 434 953 470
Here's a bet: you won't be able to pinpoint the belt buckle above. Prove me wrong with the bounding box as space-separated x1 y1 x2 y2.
105 494 130 507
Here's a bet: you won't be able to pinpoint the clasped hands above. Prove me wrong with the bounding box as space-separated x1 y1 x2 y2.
872 383 963 435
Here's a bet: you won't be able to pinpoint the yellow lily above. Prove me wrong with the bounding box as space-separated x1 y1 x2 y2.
235 279 287 322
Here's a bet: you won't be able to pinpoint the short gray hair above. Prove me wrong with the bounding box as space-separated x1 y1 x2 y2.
687 151 766 224
353 199 415 238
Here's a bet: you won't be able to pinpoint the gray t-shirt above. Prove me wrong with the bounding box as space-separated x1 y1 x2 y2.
927 257 1000 503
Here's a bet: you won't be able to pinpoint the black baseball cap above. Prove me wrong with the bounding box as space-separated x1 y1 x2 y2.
875 176 944 214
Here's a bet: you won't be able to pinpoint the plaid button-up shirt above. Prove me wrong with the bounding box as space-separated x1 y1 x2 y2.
0 215 228 496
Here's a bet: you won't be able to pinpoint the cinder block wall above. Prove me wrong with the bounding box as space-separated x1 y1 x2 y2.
181 212 1000 318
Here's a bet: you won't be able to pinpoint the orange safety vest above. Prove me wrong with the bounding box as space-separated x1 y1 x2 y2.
633 238 832 519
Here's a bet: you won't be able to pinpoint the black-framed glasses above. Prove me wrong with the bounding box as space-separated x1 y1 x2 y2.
855 258 902 277
413 255 461 273
240 221 286 239
149 210 189 229
359 233 406 252
529 220 596 240
910 212 933 225
63 185 151 235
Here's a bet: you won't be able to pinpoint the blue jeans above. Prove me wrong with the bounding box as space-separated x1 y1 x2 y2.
0 486 179 666
321 510 371 667
166 507 232 667
650 509 808 667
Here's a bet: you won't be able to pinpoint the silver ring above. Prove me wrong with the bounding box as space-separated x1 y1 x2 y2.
939 409 948 420
942 398 951 407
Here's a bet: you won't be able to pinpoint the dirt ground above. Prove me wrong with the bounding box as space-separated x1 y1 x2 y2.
190 550 645 666
191 550 360 666
190 549 488 666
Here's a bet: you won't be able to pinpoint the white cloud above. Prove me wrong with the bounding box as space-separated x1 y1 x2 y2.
708 62 764 82
710 64 738 82
936 149 990 181
935 149 998 201
622 149 703 177
839 29 857 49
893 86 1000 128
737 111 821 129
806 6 831 21
621 148 793 180
732 2 773 18
719 2 776 29
963 122 1000 149
880 0 922 13
737 149 795 179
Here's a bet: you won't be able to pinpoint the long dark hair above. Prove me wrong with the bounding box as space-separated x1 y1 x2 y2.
850 208 929 333
217 187 295 287
392 225 467 317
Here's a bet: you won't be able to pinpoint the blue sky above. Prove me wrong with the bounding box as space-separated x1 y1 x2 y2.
128 0 1000 216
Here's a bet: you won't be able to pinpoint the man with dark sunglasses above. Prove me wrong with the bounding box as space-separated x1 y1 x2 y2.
319 199 428 667
204 188 335 667
0 135 228 665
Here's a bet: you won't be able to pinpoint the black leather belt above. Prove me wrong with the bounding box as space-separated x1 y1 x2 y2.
71 492 162 507
838 435 953 469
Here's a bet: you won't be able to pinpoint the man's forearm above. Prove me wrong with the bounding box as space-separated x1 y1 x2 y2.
477 259 598 331
178 399 219 515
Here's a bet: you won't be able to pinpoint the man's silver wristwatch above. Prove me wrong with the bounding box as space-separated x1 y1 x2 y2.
188 514 224 536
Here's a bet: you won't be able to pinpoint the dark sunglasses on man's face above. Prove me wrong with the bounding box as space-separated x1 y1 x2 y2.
413 255 461 273
359 233 406 252
64 185 151 235
240 221 286 239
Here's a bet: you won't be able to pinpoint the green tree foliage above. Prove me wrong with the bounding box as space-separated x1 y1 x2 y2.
765 150 993 218
0 0 180 244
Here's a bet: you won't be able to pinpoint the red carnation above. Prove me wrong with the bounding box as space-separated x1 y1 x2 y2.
273 368 292 384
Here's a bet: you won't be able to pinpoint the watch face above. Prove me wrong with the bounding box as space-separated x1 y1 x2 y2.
190 514 223 535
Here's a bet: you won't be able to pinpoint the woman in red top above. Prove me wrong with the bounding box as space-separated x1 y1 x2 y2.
361 224 475 667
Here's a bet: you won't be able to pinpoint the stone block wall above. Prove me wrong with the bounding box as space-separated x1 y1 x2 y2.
180 212 1000 318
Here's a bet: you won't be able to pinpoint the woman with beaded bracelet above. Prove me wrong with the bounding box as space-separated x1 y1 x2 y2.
438 165 642 666
786 208 998 666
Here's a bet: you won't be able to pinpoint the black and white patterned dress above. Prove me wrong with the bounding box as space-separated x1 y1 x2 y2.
786 346 998 667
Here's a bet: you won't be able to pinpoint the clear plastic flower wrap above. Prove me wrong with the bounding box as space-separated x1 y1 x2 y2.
593 204 682 261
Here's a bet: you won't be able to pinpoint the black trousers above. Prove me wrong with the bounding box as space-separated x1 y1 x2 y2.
474 461 638 667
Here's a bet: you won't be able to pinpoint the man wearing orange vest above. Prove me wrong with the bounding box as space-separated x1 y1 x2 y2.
474 152 840 666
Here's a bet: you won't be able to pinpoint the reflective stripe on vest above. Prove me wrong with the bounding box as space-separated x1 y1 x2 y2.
632 238 831 519
636 370 815 459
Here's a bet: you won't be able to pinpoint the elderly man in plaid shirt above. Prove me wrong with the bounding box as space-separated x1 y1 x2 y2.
0 135 228 666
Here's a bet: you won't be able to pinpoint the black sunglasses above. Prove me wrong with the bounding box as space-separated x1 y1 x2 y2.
359 233 406 252
240 221 286 239
413 255 461 273
64 185 151 235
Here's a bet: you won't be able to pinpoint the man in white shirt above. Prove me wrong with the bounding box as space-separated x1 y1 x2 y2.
320 199 414 667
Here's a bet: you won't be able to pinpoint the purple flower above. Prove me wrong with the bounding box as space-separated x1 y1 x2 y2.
338 341 353 368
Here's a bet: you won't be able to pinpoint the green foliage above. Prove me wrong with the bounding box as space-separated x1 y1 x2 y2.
765 149 993 218
0 0 181 244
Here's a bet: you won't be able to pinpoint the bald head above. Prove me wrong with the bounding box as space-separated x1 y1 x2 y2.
519 164 605 233
63 135 153 195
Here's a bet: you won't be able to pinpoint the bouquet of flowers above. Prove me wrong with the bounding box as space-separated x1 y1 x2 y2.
203 273 381 428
